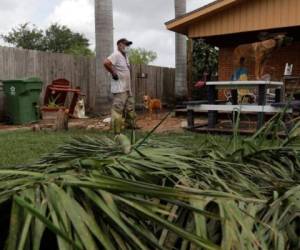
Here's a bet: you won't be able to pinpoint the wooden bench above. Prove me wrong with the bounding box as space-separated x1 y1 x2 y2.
186 104 291 129
187 81 284 130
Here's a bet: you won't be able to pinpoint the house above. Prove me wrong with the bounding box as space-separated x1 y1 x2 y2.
166 0 300 82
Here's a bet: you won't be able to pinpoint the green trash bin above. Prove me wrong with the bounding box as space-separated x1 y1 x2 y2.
3 77 43 124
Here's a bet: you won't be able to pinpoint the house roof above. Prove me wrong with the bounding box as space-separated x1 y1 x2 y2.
165 0 242 35
165 0 300 41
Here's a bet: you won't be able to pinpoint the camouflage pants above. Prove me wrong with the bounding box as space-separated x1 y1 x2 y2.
111 91 136 134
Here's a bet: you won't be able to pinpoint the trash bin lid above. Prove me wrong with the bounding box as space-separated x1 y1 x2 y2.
2 77 43 95
2 77 42 83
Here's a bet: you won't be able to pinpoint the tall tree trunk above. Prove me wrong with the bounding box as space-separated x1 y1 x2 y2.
187 39 194 100
94 0 114 114
174 0 187 100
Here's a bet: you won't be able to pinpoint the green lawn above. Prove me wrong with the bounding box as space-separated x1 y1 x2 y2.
0 130 109 165
0 129 228 166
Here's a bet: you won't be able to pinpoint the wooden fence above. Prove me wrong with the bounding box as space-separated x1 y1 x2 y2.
0 82 4 120
0 46 175 120
131 64 175 108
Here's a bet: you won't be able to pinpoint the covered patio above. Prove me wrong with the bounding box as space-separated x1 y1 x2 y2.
166 0 300 132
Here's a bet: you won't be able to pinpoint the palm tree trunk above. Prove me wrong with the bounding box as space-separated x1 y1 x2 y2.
174 0 187 100
94 0 114 114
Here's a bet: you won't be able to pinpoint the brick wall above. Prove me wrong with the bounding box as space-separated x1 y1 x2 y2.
218 42 300 81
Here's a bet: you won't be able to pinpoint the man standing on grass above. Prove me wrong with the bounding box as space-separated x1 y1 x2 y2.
103 38 136 135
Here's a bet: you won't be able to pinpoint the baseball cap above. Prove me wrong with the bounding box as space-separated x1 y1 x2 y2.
117 38 133 46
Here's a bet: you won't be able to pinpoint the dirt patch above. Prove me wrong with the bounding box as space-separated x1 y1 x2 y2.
0 124 31 132
136 113 186 133
0 112 194 133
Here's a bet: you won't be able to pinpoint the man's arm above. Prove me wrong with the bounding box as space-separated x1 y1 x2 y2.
103 59 119 80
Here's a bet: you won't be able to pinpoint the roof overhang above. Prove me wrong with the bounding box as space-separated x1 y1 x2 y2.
204 26 300 47
165 0 244 35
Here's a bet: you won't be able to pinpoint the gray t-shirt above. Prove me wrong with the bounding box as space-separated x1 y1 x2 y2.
107 51 132 95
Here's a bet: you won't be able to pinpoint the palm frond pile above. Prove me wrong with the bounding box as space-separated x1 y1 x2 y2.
0 114 300 250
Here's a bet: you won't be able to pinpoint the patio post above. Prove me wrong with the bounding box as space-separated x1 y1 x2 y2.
208 85 217 128
257 85 267 129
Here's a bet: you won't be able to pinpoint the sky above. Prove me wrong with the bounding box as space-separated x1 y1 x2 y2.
0 0 214 67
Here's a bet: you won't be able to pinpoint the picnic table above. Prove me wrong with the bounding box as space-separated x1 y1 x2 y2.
187 81 288 130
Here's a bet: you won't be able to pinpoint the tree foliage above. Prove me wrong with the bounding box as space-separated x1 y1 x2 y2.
1 23 93 56
192 39 219 81
44 24 91 55
191 39 219 100
128 48 157 65
1 23 45 50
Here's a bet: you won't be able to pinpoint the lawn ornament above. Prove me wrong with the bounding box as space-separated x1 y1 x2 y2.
74 97 88 119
